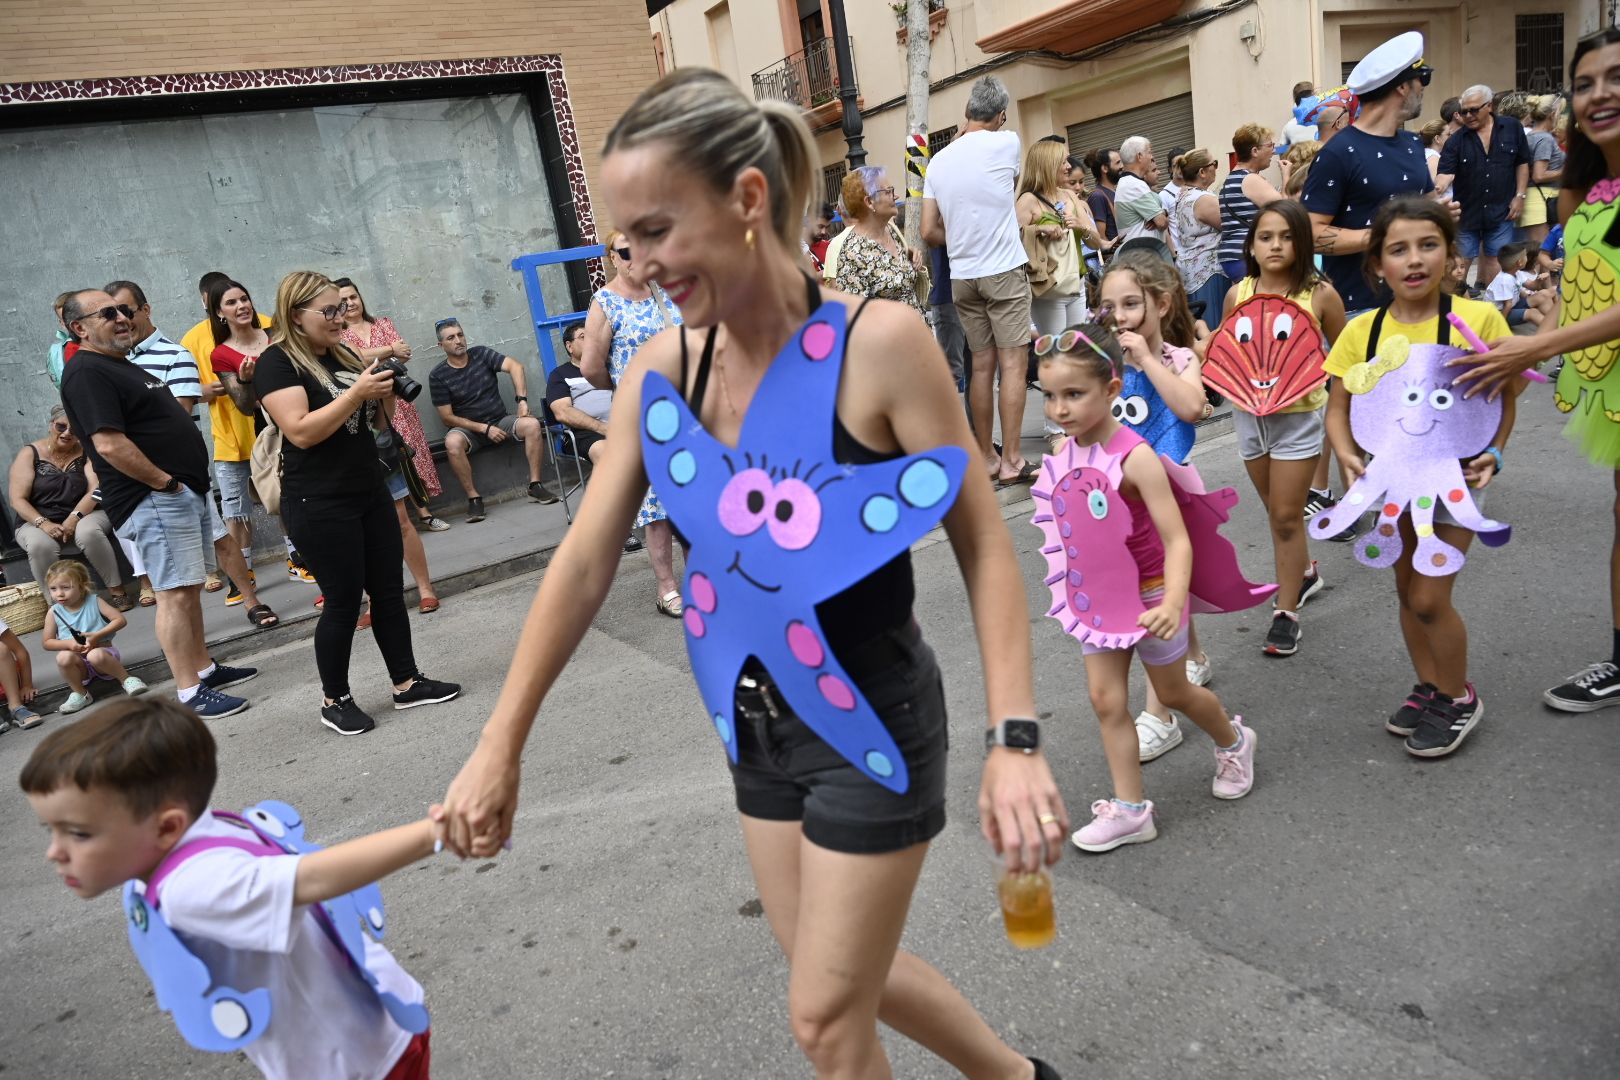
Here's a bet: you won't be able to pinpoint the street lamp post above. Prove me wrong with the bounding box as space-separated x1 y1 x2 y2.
827 0 866 167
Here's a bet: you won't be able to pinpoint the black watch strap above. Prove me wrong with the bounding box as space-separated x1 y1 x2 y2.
985 718 1042 753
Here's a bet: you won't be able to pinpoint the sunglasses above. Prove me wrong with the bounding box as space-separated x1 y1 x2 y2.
79 304 136 323
1033 328 1116 367
51 421 70 433
299 303 346 321
434 318 460 331
614 247 632 261
1415 65 1434 87
1457 105 1485 117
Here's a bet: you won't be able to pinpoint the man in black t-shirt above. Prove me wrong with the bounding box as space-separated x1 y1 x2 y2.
58 289 253 719
544 323 613 465
427 319 554 522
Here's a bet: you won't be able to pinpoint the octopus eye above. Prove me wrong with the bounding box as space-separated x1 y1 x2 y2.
1402 387 1424 407
1120 396 1150 425
1234 316 1254 343
1087 490 1109 520
1272 313 1294 340
1428 388 1455 411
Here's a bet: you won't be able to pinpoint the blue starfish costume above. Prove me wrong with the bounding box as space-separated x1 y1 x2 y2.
122 801 428 1053
640 288 967 794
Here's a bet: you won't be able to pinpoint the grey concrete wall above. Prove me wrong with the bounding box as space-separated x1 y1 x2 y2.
0 92 579 523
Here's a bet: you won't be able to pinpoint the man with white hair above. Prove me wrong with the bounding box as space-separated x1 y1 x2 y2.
920 75 1036 486
1436 83 1530 287
1112 136 1171 248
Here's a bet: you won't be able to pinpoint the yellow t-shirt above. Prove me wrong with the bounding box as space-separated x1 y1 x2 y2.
182 314 271 462
1232 277 1329 414
1324 296 1511 379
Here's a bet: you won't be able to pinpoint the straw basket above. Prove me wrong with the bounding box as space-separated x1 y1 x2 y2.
0 581 48 635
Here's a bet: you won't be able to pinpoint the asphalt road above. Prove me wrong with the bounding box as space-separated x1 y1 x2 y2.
1 379 1615 1079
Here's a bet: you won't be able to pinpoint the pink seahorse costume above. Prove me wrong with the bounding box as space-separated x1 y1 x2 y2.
1030 429 1276 647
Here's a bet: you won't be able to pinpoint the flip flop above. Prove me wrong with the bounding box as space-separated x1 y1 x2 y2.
996 461 1040 487
419 597 440 614
245 604 279 628
107 591 136 613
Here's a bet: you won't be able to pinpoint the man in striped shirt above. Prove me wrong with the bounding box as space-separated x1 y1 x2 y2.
107 281 203 416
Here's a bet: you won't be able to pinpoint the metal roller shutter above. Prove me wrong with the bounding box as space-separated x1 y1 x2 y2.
1066 93 1196 191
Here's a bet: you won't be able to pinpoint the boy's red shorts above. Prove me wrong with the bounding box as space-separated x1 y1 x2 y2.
385 1030 431 1080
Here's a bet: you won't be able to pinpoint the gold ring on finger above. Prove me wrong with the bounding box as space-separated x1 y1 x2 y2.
1037 813 1058 826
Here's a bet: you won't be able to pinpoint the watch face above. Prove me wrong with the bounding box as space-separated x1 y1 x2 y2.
1003 719 1040 750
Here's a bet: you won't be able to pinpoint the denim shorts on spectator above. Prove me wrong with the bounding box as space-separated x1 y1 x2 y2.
1457 220 1516 259
215 460 254 520
114 487 215 591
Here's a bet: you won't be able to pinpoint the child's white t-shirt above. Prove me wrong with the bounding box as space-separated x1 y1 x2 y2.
158 811 423 1080
1484 271 1521 305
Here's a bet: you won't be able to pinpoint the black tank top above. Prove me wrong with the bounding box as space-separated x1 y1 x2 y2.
676 275 915 654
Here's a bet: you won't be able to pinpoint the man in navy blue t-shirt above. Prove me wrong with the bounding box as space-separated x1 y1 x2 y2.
1302 31 1440 313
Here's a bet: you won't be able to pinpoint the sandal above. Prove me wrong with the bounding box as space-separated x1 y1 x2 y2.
107 590 136 613
203 571 225 593
419 597 440 614
245 604 279 629
138 584 156 607
356 611 373 630
655 590 684 618
997 461 1040 488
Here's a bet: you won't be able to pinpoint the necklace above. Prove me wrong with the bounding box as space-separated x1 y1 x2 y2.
714 346 742 417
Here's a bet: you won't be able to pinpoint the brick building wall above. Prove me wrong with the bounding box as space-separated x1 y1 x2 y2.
0 0 656 200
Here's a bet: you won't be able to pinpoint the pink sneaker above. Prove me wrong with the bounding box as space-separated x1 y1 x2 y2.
1071 799 1157 853
1212 716 1256 800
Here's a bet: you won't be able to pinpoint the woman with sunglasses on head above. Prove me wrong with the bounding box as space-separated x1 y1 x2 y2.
833 166 927 319
255 271 461 736
580 228 686 616
335 277 449 533
439 68 1067 1079
8 405 132 609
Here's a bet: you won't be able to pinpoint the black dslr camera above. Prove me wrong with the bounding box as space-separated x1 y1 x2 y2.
371 358 423 402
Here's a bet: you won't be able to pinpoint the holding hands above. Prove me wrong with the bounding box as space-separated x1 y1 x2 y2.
435 736 521 859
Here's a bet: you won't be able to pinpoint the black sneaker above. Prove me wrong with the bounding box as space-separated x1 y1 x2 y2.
1542 661 1620 712
1405 689 1483 758
466 496 486 523
224 579 245 607
1030 1058 1063 1080
1386 682 1437 735
321 695 375 736
1303 489 1336 518
201 662 258 690
527 480 559 505
393 673 462 710
1298 560 1325 606
1325 514 1363 542
1263 610 1300 656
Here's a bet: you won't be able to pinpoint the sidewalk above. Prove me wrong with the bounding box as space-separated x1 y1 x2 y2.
3 385 1229 714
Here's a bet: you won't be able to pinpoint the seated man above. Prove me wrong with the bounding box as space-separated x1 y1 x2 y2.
428 318 556 522
544 323 612 465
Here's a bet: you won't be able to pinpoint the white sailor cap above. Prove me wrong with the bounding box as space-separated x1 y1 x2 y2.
1347 31 1432 96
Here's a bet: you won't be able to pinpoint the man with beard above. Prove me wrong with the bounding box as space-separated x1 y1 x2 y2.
1085 146 1123 244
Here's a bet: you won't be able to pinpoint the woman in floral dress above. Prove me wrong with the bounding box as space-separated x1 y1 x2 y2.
580 233 685 616
336 277 448 532
833 167 926 319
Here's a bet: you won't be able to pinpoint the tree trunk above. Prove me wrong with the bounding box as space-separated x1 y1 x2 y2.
902 0 932 256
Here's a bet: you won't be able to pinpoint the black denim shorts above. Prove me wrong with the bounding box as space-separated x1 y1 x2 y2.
727 620 949 855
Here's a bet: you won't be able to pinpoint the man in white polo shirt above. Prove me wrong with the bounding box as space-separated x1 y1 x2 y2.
920 75 1036 486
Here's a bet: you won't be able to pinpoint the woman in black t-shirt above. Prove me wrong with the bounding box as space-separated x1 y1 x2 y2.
256 271 461 735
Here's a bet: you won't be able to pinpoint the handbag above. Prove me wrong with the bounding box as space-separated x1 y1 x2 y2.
249 422 283 516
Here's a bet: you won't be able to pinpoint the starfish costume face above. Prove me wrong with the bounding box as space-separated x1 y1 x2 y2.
1554 176 1620 465
640 301 967 794
1308 337 1511 574
1029 430 1274 648
123 801 428 1053
1203 295 1329 415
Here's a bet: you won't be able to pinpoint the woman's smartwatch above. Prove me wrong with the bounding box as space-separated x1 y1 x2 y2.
985 718 1042 754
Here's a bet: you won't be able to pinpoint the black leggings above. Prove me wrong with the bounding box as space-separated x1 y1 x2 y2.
282 485 416 699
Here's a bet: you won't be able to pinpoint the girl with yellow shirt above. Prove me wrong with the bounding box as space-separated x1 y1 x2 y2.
1324 197 1515 758
1219 200 1346 658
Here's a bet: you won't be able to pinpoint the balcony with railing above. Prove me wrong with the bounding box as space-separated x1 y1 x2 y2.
750 37 858 130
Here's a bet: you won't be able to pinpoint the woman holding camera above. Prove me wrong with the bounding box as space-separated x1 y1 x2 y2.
257 270 461 736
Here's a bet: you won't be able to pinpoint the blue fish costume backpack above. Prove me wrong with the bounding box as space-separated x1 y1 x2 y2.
639 276 967 794
122 800 428 1052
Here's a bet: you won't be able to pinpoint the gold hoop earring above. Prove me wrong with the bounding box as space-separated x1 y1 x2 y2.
745 227 756 251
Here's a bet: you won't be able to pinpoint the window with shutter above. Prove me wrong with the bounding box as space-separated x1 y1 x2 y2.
1066 93 1196 193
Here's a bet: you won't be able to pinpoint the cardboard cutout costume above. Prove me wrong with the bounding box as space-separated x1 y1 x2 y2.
1114 364 1194 462
1308 336 1511 574
123 802 428 1053
640 299 967 794
1203 295 1329 415
1030 432 1275 648
1554 177 1620 466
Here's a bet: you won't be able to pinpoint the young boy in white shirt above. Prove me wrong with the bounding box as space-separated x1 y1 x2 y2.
20 698 439 1079
1483 244 1538 326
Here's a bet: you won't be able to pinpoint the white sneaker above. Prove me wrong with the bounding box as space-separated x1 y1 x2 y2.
1135 710 1183 762
1185 653 1213 687
58 691 93 715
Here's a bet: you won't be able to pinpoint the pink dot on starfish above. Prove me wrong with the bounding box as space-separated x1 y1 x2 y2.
1446 489 1465 503
689 572 717 614
683 609 706 637
786 621 825 667
817 673 856 710
801 322 836 361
